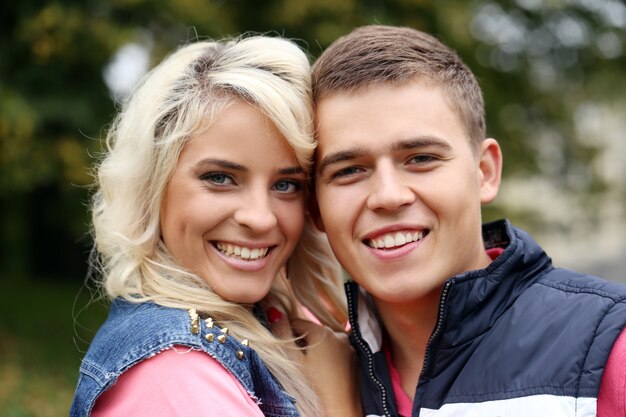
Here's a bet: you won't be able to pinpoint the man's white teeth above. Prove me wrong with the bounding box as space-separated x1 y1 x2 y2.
368 231 424 249
216 243 269 260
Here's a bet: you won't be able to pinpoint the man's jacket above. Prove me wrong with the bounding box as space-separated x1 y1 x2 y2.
347 219 626 416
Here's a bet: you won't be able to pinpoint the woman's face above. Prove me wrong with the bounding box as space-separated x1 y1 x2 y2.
160 100 306 304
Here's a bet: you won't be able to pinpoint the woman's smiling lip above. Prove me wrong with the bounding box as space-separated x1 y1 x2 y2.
215 242 271 259
208 240 277 272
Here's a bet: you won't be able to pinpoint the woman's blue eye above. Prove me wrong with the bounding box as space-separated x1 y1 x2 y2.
201 172 234 185
273 180 301 193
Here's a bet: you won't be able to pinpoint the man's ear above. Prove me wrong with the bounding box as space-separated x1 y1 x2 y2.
308 190 326 232
478 138 503 204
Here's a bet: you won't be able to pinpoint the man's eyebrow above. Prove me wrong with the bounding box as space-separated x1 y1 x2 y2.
316 147 366 175
317 137 452 175
392 136 453 152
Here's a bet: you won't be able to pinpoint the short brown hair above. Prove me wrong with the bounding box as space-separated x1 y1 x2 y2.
312 25 486 147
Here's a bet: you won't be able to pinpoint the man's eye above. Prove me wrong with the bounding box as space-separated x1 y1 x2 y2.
331 166 362 179
200 172 234 185
408 155 438 165
273 180 302 194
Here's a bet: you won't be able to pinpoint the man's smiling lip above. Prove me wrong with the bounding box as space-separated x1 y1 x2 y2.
361 224 429 243
365 230 426 249
360 225 429 259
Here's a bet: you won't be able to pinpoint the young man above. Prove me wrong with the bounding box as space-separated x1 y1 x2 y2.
311 25 626 417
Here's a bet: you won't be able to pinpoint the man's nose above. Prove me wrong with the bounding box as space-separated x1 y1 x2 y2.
366 162 416 211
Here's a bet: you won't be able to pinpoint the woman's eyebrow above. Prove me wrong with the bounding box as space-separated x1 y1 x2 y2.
278 166 305 175
193 159 303 175
195 158 246 171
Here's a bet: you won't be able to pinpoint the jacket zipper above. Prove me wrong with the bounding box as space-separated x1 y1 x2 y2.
414 280 453 415
346 287 392 417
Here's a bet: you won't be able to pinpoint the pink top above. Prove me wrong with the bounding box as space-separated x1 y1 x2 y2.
92 346 264 417
598 326 626 416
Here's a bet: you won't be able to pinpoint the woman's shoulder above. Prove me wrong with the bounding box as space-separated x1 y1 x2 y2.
92 346 264 417
80 300 203 384
92 299 197 348
105 298 190 329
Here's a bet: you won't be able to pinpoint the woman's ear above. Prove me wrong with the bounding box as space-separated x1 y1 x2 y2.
478 138 503 204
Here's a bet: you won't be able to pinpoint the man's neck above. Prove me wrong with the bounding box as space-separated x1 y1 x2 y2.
373 287 442 401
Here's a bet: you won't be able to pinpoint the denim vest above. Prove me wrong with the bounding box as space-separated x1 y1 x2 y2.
70 299 299 417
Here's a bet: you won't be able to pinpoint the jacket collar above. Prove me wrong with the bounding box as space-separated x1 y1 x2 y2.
346 219 554 352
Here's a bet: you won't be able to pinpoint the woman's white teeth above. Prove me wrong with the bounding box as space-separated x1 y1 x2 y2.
369 231 424 249
216 243 269 260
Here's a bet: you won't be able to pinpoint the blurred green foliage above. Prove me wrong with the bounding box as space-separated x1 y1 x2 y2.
0 277 108 416
0 0 624 414
2 0 625 283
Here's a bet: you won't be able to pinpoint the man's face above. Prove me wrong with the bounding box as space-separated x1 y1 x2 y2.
314 80 501 304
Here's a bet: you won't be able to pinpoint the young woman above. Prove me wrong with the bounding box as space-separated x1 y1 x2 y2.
70 35 357 417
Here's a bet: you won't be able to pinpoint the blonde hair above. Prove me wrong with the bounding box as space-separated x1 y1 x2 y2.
91 35 346 416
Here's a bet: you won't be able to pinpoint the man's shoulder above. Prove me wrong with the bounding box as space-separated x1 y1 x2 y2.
536 267 626 304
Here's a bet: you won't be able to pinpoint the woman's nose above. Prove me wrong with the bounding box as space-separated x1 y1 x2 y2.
233 189 278 232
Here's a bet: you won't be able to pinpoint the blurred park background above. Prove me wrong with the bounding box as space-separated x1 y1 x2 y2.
1 0 625 415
